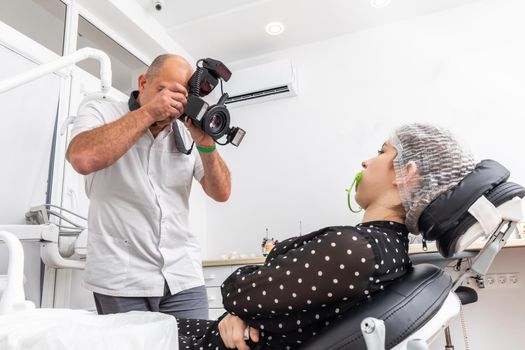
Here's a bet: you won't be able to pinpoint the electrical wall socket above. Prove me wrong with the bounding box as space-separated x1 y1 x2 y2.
483 272 521 288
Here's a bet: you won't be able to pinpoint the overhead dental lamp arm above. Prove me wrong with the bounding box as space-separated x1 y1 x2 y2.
0 47 112 94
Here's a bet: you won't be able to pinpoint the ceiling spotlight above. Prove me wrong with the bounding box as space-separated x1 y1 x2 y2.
370 0 391 8
265 22 285 36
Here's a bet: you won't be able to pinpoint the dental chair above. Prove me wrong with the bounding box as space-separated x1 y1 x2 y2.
301 159 525 350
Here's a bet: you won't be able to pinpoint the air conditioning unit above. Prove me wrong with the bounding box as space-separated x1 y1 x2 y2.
225 59 297 108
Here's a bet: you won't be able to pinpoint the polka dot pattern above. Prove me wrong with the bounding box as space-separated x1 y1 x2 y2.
178 221 410 349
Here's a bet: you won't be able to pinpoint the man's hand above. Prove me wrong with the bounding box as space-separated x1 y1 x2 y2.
184 118 216 148
142 83 188 125
218 314 259 350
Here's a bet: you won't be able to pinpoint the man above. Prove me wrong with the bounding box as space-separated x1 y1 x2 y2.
67 54 231 319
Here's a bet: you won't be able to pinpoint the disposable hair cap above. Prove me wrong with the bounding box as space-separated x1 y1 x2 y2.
389 123 475 234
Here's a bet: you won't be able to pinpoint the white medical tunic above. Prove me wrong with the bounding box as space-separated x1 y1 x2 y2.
71 96 205 297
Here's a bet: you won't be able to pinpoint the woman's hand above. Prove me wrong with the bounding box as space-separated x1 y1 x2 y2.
218 314 259 350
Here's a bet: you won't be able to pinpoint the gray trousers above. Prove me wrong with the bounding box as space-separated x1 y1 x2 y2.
93 282 209 319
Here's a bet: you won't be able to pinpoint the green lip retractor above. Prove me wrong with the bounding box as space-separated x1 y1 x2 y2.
345 171 363 213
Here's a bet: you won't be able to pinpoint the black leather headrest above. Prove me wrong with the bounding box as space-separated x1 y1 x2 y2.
436 181 525 257
418 159 525 257
418 159 509 241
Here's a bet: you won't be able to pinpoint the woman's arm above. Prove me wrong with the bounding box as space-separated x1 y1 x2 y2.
221 226 375 318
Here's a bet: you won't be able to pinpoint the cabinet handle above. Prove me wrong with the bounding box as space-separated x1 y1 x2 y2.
204 274 216 280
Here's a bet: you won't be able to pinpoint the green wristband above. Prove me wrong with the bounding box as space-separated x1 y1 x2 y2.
196 144 217 153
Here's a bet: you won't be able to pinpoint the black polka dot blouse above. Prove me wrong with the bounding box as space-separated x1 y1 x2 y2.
177 221 411 349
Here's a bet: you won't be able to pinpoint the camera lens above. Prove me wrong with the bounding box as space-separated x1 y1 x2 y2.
208 114 224 132
203 105 230 139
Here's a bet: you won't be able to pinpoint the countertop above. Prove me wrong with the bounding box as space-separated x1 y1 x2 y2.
202 238 525 267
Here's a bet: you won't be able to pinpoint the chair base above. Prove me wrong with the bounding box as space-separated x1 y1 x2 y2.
359 292 460 350
391 292 461 350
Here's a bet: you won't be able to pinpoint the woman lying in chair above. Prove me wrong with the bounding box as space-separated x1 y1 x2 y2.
176 123 476 350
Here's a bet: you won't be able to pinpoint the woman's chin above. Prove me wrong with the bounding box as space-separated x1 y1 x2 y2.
355 197 366 210
354 192 363 207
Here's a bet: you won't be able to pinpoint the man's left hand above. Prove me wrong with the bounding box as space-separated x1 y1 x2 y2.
184 118 215 148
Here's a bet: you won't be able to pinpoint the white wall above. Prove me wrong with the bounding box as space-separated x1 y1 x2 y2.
0 46 61 224
206 0 525 259
203 1 525 348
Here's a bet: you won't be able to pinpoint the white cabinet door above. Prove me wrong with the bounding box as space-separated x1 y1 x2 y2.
209 307 226 320
206 286 224 309
203 265 233 287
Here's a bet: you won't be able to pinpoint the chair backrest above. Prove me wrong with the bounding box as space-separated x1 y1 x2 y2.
300 264 452 350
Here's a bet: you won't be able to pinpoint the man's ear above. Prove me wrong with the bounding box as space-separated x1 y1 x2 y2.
137 74 147 93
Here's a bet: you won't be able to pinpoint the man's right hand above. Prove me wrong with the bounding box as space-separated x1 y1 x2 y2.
141 82 188 124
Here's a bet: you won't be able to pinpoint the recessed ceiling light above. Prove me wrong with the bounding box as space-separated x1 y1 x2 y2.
370 0 391 8
265 22 285 36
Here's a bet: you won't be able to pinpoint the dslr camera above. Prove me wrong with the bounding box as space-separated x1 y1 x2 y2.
182 58 245 147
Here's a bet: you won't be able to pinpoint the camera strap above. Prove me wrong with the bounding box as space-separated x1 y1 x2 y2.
128 90 141 111
128 91 193 155
171 120 194 155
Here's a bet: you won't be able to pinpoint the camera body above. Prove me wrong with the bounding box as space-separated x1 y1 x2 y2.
182 58 245 146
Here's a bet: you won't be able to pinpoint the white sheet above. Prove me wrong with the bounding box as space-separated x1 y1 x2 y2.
0 309 178 350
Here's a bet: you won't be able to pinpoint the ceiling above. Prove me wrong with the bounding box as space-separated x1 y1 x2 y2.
135 0 480 63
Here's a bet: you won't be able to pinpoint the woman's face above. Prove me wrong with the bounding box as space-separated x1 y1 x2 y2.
355 142 399 210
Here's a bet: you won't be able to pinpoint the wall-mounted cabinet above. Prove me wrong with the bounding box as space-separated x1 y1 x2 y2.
0 0 66 56
76 16 148 95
